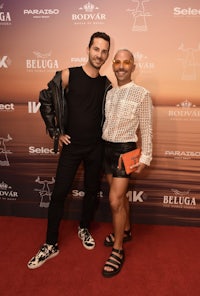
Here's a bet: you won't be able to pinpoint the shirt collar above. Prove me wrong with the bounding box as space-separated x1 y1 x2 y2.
116 81 134 90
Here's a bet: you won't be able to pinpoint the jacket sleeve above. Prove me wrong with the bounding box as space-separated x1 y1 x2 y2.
39 84 59 139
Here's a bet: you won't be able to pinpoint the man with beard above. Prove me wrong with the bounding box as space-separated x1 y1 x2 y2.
102 49 153 277
28 32 111 269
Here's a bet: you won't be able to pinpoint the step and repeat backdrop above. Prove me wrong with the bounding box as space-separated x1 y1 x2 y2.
0 0 200 226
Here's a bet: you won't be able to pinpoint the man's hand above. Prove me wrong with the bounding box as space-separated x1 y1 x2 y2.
59 134 71 147
130 162 146 174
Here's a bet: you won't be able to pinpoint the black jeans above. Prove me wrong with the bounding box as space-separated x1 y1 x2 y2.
46 141 103 245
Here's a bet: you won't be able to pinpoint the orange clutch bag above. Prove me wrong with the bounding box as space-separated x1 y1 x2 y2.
118 148 141 174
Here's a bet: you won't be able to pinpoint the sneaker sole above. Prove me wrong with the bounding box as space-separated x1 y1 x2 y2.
78 229 95 250
82 241 95 250
27 250 59 269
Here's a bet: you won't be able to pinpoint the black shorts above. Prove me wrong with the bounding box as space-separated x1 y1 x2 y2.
103 141 137 178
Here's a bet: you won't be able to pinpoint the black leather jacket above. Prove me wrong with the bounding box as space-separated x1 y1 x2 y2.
39 70 112 153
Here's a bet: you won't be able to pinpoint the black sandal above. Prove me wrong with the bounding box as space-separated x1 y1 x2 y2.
104 229 132 247
102 248 125 278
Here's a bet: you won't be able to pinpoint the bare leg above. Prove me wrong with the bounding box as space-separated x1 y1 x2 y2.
124 196 131 231
107 173 131 232
103 177 129 272
110 177 129 250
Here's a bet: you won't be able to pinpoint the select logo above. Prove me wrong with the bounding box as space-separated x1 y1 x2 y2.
174 7 200 16
0 103 15 111
29 146 54 155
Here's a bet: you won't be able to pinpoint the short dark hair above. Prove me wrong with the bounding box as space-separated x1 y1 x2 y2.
88 32 110 49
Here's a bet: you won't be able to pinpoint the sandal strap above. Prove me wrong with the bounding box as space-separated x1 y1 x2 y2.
124 229 131 236
105 230 131 242
110 253 123 264
106 233 114 243
105 250 124 268
104 263 118 272
104 230 132 247
112 248 124 255
107 257 121 266
102 249 125 277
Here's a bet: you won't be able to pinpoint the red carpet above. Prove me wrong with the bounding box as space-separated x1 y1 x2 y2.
0 216 199 296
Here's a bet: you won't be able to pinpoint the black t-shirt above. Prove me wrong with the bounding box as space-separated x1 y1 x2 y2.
64 67 107 144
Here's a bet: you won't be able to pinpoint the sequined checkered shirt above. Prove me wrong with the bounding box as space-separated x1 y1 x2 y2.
102 81 153 166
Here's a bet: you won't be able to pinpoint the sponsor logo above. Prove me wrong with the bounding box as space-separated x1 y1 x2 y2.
34 176 55 208
72 189 103 200
71 57 87 65
163 189 197 209
0 103 15 111
29 146 55 155
0 181 18 200
134 51 155 73
72 2 106 25
0 3 12 25
0 134 12 166
23 8 59 19
178 43 200 80
173 7 200 17
176 99 196 108
0 55 12 68
168 100 200 122
26 51 59 72
71 187 148 203
126 190 148 202
28 101 40 113
127 0 151 32
165 150 200 160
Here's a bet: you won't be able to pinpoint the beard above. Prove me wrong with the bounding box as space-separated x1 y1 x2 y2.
89 56 104 70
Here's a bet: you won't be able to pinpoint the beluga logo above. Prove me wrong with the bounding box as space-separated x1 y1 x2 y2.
0 3 12 25
26 50 59 72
